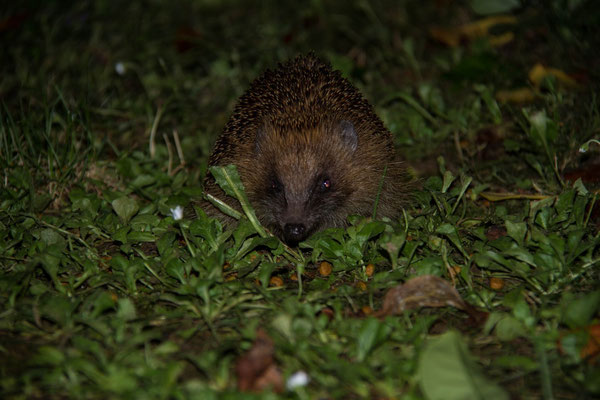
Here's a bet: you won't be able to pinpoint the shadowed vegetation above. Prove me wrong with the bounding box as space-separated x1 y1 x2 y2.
1 0 599 398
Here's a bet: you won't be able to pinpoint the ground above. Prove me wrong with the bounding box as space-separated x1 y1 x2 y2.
1 1 600 399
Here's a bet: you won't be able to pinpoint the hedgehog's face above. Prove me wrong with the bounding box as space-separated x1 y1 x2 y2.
249 121 358 245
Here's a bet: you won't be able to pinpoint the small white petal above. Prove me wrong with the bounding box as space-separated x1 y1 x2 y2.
579 147 586 153
286 370 309 390
115 62 126 75
170 206 184 220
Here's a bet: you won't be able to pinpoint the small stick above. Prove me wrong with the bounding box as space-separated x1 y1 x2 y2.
163 133 173 175
149 105 164 158
172 129 185 165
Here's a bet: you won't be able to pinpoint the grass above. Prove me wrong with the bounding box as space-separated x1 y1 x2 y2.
1 0 600 398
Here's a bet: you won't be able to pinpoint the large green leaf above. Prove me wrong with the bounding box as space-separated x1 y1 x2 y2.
418 331 509 400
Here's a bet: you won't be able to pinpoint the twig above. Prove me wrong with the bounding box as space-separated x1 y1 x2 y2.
149 105 164 158
163 133 173 175
172 129 185 165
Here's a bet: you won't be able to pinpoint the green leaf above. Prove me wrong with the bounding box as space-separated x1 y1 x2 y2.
495 314 527 341
505 220 527 246
130 174 156 188
116 298 136 321
418 331 509 400
356 318 390 362
32 346 65 366
561 291 600 329
355 220 386 246
127 231 155 242
209 165 267 237
166 258 187 284
111 196 139 223
380 232 406 269
441 170 455 193
113 226 130 244
102 364 137 393
235 236 279 261
258 262 277 288
87 291 117 319
475 84 502 124
436 223 468 258
157 231 177 257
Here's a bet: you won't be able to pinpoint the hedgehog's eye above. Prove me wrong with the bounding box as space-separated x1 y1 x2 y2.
320 178 331 191
270 179 283 194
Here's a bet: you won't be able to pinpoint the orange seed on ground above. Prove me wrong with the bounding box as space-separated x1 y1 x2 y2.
269 276 284 287
490 277 504 290
319 261 332 276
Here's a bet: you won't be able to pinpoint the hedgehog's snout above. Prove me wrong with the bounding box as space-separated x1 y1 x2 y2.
281 201 310 244
283 223 307 244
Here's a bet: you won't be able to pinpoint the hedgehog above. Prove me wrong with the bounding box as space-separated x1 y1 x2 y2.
203 54 409 244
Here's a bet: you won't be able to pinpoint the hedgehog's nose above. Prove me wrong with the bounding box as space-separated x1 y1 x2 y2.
283 223 307 244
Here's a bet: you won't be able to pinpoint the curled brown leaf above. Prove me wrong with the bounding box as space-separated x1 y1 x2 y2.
375 275 487 325
235 328 284 393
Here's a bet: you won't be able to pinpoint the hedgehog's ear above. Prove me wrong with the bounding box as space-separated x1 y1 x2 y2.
338 120 358 153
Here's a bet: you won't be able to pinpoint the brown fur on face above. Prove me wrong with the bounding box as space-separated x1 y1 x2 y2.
203 55 410 244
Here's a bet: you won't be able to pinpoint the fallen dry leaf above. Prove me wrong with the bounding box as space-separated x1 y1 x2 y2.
496 87 536 103
559 324 600 365
319 307 335 320
374 275 487 325
174 26 203 53
429 15 516 47
529 63 579 88
496 60 581 105
236 329 284 393
479 192 550 201
564 163 600 184
475 127 505 161
486 225 507 241
581 324 600 364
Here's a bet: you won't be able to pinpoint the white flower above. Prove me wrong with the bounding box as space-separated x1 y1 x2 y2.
170 205 184 221
286 370 309 390
115 62 126 75
579 146 586 153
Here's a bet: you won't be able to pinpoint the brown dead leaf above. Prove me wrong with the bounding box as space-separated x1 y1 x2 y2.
235 329 283 393
559 324 600 365
529 63 579 88
376 275 467 315
361 306 374 316
174 27 203 53
496 87 536 104
486 225 507 241
581 324 600 364
564 163 600 184
479 192 550 201
319 307 335 321
429 15 517 47
374 275 487 325
475 127 505 161
496 63 580 105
